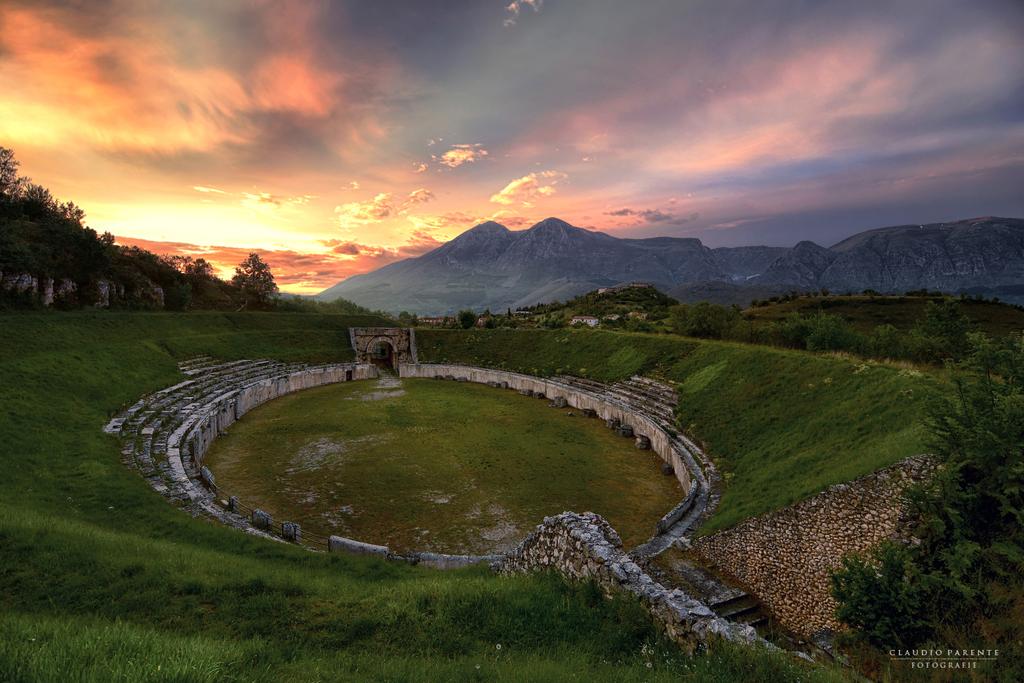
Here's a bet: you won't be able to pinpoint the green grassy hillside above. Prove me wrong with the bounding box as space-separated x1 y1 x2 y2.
418 329 937 533
745 293 1024 336
0 311 844 682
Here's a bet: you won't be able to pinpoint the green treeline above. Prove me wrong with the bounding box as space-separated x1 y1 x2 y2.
668 298 983 364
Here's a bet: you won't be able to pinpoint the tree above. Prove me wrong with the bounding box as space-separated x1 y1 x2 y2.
457 309 476 329
909 299 971 362
669 302 741 339
232 252 278 309
0 146 23 200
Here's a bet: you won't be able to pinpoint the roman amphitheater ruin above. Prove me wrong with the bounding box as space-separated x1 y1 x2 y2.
104 327 930 652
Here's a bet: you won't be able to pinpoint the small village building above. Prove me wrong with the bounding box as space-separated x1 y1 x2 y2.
571 315 600 327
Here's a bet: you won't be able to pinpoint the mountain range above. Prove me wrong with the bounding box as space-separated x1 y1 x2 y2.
316 216 1024 313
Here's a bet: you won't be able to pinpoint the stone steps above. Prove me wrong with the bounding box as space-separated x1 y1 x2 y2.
106 357 371 545
645 551 774 638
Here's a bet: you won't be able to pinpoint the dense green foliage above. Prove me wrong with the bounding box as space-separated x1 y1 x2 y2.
0 147 241 310
832 334 1024 678
0 311 845 682
669 296 1005 365
273 295 382 316
0 146 381 316
418 328 935 532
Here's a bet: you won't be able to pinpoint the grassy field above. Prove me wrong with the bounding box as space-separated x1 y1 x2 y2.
743 294 1024 336
418 328 937 533
0 311 847 682
205 378 681 553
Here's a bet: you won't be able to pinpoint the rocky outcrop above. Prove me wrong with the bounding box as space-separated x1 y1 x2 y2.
690 455 937 638
756 240 837 288
496 512 763 651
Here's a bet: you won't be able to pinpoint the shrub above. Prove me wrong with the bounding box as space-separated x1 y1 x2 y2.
804 312 861 352
832 542 930 648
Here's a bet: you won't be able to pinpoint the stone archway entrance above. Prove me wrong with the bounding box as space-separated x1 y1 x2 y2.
368 338 396 369
350 327 417 367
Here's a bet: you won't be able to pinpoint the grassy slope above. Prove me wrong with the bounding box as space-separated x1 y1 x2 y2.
204 379 681 553
743 294 1024 336
0 311 842 682
417 328 700 382
418 329 936 533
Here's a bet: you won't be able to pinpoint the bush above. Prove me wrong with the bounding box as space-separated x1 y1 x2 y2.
831 542 930 648
804 312 861 352
866 324 904 359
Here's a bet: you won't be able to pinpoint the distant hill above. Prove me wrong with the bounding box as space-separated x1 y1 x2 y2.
318 216 1024 314
523 284 678 323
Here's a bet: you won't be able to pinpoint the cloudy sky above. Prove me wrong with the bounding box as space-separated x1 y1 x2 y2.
2 0 1023 293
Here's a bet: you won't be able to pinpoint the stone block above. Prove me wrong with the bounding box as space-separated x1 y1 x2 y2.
282 521 301 543
617 424 634 438
227 495 239 512
549 396 567 408
328 535 390 557
582 408 597 418
660 462 674 476
199 466 215 488
252 509 272 530
606 417 621 430
635 435 652 450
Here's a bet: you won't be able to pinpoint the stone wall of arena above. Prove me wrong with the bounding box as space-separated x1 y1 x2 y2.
690 455 936 638
496 512 762 649
178 365 379 476
399 363 695 495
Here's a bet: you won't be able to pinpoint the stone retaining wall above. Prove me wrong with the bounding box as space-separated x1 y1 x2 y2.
690 455 936 638
399 363 696 496
496 512 763 650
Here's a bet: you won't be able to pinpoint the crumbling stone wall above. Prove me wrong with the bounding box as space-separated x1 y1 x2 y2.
690 455 936 638
496 512 762 650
